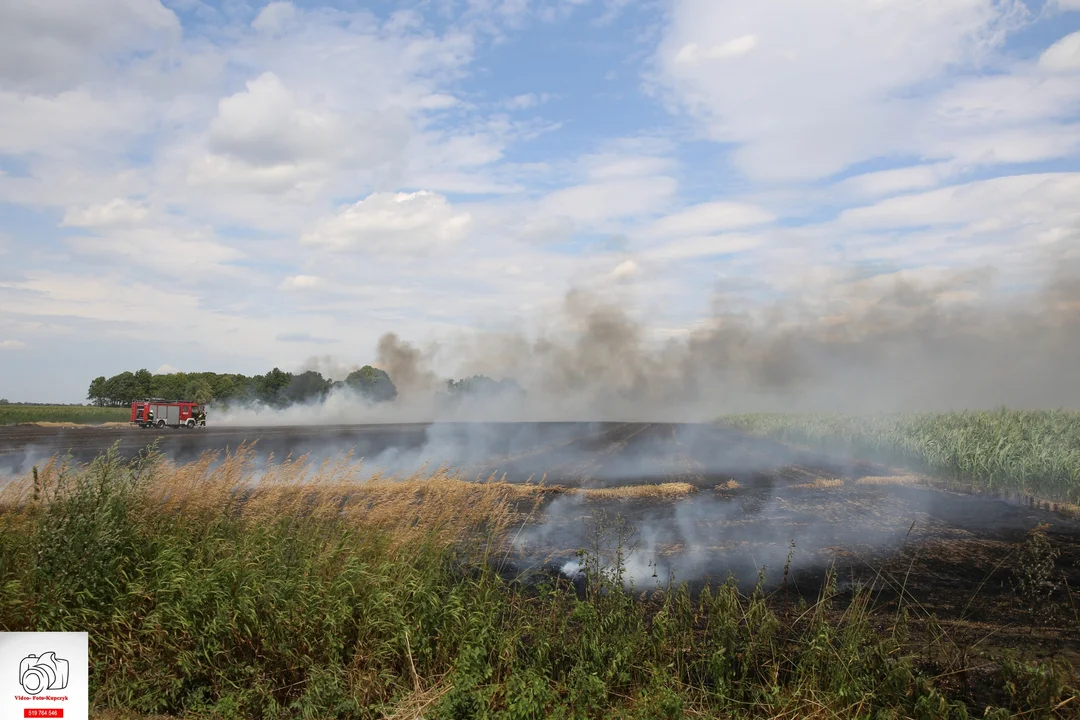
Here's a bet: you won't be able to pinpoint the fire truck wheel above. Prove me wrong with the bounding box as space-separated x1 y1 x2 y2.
156 419 166 428
186 418 195 428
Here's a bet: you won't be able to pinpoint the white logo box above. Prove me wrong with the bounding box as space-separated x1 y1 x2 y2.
0 633 88 720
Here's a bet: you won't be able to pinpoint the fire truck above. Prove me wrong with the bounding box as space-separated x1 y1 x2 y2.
131 399 206 429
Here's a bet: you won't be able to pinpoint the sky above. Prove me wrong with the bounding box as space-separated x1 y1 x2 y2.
1 0 1079 404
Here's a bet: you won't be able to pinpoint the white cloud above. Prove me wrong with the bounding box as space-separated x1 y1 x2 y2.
189 72 411 197
61 198 150 228
0 340 26 350
252 2 298 35
0 0 180 91
1039 31 1080 72
156 364 181 374
539 176 677 225
836 164 959 199
838 173 1080 232
584 154 675 181
646 233 764 261
656 0 1033 181
503 93 553 109
674 34 758 63
301 191 472 253
610 259 640 280
648 201 774 237
280 275 323 290
0 90 148 157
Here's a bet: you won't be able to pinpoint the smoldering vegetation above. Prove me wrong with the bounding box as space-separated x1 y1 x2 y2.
2 444 1077 718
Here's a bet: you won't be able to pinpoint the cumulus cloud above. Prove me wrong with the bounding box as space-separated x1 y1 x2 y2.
610 259 640 280
0 90 148 157
656 0 1039 181
251 1 298 35
301 191 472 253
189 72 411 197
280 275 323 291
1039 31 1080 72
0 0 180 91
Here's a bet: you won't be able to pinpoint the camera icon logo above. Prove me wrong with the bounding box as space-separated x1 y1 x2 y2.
19 652 69 696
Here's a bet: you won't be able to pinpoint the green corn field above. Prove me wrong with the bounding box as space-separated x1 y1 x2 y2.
0 404 130 425
724 410 1080 504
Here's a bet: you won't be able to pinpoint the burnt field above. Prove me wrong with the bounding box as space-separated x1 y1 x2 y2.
4 420 1079 666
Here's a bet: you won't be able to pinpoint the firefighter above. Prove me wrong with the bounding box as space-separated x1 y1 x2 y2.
196 407 206 427
146 407 154 427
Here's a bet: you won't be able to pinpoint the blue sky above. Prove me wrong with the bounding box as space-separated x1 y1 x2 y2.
1 0 1079 403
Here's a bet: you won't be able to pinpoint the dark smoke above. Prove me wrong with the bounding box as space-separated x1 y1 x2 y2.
436 257 1080 418
214 255 1080 427
376 333 441 400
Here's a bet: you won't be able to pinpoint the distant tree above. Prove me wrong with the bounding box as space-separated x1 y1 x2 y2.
151 372 189 402
103 371 139 405
280 370 330 405
87 376 108 406
185 379 214 404
253 368 293 405
133 369 153 399
0 398 8 405
345 366 397 403
209 374 241 402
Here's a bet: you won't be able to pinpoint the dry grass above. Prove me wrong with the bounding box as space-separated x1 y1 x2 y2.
575 482 697 500
855 475 925 487
0 446 699 551
790 478 845 490
715 480 741 492
0 445 539 550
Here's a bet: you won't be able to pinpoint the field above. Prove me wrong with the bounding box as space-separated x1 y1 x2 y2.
0 403 130 425
0 420 1078 719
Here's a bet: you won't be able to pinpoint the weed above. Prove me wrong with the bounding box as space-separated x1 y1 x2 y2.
1012 523 1062 623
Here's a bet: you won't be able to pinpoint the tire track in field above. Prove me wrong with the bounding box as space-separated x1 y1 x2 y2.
462 423 635 484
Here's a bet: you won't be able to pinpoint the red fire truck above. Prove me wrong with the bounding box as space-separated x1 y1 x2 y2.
131 400 206 429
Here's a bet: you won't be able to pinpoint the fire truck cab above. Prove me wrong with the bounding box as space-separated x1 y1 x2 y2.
131 399 206 429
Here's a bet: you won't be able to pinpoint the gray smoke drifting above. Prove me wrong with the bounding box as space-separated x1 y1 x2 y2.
439 261 1080 418
214 258 1080 427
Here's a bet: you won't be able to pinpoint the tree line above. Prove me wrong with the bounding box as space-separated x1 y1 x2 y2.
87 366 398 408
86 368 523 408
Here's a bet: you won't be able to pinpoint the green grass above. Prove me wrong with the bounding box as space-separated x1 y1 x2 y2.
0 404 130 425
0 446 1074 719
723 410 1080 504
